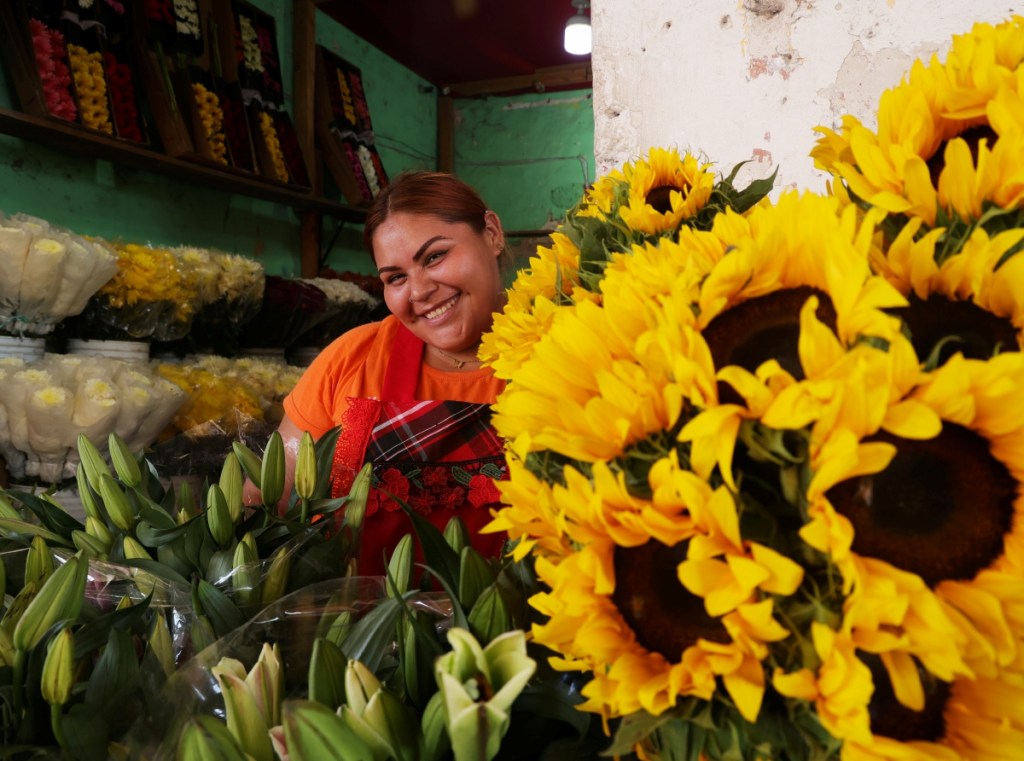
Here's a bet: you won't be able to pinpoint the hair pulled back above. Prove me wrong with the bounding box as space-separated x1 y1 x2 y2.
362 171 490 257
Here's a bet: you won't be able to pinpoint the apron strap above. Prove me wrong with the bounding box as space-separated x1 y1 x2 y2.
380 323 424 402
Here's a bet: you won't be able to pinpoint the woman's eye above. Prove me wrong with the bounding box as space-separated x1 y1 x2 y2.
386 273 405 285
426 250 448 264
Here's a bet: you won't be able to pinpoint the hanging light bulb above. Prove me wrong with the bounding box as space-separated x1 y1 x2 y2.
564 0 591 56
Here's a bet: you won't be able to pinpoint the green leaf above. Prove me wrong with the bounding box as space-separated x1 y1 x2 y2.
340 595 407 673
417 564 469 632
394 499 461 592
74 594 152 658
119 557 190 587
308 638 348 710
84 628 141 713
11 489 84 538
197 579 246 637
0 517 73 547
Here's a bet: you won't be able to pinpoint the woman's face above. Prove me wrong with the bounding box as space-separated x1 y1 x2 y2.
373 211 505 357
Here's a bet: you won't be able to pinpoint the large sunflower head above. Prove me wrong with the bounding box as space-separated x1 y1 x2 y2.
814 16 1024 246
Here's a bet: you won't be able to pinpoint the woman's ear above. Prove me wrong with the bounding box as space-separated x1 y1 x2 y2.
483 210 505 256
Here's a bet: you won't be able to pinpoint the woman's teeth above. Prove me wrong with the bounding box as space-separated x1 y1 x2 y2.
425 296 457 319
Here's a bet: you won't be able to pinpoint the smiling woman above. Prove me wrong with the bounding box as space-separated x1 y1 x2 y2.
256 172 511 574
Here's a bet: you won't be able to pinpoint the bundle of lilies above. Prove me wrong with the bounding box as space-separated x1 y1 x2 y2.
481 15 1024 761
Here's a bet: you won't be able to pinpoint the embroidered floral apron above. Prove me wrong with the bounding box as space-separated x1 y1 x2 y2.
330 324 508 575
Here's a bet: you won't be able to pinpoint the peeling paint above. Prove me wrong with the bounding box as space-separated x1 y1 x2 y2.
747 53 798 80
752 148 774 164
744 0 785 17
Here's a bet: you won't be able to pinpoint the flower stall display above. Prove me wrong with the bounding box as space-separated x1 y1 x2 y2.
0 354 184 482
0 212 119 336
26 17 77 121
232 0 284 108
256 108 290 182
154 361 265 438
191 79 229 165
66 42 113 135
102 47 144 143
60 241 208 343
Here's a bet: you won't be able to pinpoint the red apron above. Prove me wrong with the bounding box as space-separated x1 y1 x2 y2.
330 324 508 575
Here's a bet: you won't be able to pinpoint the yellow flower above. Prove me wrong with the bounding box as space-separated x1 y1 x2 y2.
617 148 716 235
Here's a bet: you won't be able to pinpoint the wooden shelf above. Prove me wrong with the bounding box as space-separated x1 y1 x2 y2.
0 108 368 222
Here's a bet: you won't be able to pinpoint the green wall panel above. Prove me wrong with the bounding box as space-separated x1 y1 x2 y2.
454 90 594 233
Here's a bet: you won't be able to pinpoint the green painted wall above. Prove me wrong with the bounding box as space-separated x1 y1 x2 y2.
0 2 434 276
454 90 594 233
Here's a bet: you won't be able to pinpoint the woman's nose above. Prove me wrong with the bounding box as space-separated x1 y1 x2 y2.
408 271 436 302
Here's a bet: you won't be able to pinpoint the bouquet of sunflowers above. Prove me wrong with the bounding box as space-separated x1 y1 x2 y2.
479 16 1024 761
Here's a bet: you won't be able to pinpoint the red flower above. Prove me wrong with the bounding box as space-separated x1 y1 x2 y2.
421 466 449 490
378 467 410 512
468 474 501 509
410 494 434 516
441 486 465 512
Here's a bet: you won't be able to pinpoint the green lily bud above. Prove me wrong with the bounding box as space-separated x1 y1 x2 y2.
98 473 134 532
260 545 291 607
247 643 283 728
282 701 373 760
176 479 196 517
149 613 176 677
177 715 249 761
345 463 372 530
76 433 112 493
85 516 112 548
25 536 54 587
458 546 494 610
212 658 274 761
466 584 511 644
72 530 108 559
206 485 234 549
345 659 383 716
219 452 244 523
308 638 347 710
122 536 151 560
0 627 14 668
323 610 353 648
231 441 262 489
75 466 101 522
294 432 317 501
231 538 259 608
207 548 235 585
0 581 37 640
443 517 470 555
13 556 87 652
338 703 396 760
421 691 451 761
386 534 413 598
107 433 141 488
41 627 74 705
363 688 420 761
259 432 285 507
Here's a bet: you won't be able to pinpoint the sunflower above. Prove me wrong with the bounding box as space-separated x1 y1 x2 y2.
616 148 717 235
812 16 1024 237
875 218 1024 361
775 624 1024 760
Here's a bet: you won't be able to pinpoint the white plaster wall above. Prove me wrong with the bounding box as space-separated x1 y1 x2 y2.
592 1 1021 193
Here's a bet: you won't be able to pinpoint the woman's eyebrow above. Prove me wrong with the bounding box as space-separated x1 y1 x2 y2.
378 235 447 274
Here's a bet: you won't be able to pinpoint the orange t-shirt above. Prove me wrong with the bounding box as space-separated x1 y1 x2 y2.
283 315 506 437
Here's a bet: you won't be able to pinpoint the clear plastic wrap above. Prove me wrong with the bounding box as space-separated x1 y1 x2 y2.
0 212 119 337
0 355 185 482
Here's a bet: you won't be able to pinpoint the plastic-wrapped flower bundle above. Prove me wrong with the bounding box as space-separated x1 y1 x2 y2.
0 212 119 336
154 362 265 438
0 354 184 481
186 354 303 422
178 250 265 355
291 276 382 348
237 276 333 351
62 241 207 342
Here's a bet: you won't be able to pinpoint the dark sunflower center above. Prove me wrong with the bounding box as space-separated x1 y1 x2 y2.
863 654 950 742
702 287 837 404
827 425 1015 586
646 184 685 213
926 124 998 188
612 541 729 660
890 293 1019 367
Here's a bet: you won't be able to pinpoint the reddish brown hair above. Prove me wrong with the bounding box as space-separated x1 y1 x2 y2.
362 171 490 257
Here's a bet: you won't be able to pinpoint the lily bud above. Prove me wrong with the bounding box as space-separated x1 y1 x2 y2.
443 517 471 555
177 715 249 761
386 534 413 598
122 535 151 560
206 485 234 548
72 530 108 559
85 516 112 548
344 659 382 716
41 627 74 705
98 473 134 532
13 556 87 652
75 466 101 522
260 545 291 607
260 432 285 507
219 452 244 523
231 441 262 489
294 432 317 500
466 583 511 644
148 613 176 677
25 535 54 587
308 638 346 710
76 433 112 492
344 463 372 530
107 432 141 488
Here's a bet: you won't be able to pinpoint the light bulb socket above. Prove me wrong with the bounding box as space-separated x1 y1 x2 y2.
563 1 591 55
